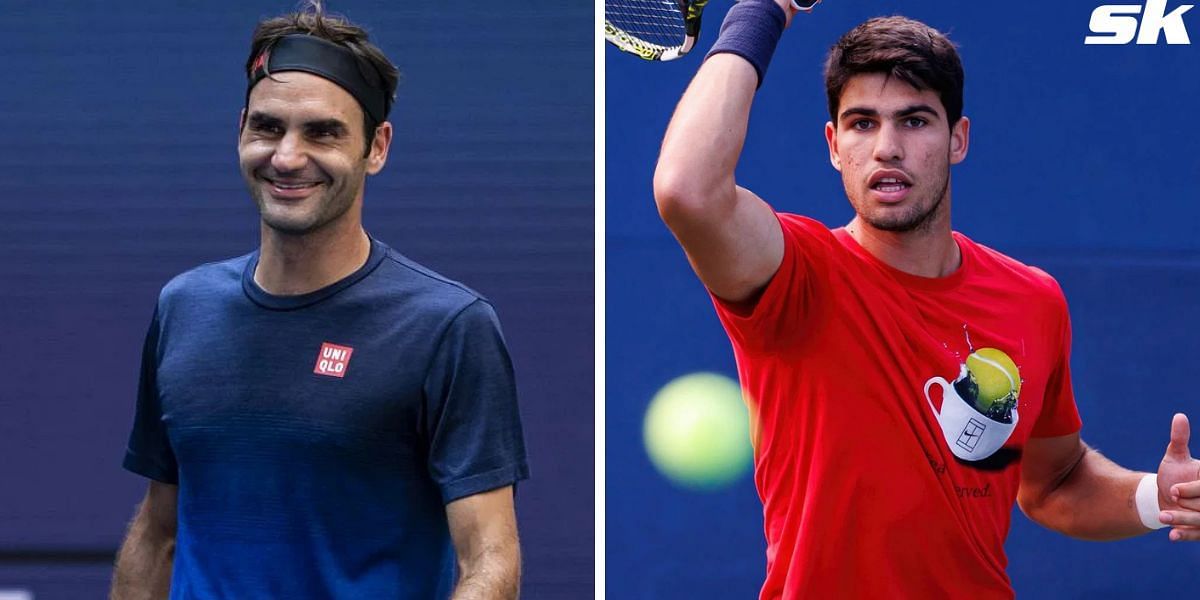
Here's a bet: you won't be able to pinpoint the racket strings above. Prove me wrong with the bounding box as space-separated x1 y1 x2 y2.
606 0 687 48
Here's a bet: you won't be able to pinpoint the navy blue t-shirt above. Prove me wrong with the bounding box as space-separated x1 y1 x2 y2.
123 238 529 599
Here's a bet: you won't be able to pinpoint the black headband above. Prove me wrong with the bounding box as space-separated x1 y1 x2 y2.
247 34 392 124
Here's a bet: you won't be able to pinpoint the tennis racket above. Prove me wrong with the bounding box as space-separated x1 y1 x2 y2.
605 0 822 62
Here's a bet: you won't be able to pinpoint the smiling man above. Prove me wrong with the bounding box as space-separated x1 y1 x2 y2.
653 2 1200 599
111 5 527 600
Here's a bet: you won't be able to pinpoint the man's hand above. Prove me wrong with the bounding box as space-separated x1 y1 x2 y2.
1157 413 1200 540
773 0 795 28
772 0 820 26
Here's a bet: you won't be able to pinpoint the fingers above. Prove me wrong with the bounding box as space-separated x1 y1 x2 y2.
1171 479 1200 501
1156 511 1200 540
1164 413 1192 461
1172 496 1200 512
1160 510 1200 527
1167 526 1200 542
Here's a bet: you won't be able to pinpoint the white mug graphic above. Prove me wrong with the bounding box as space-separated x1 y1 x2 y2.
924 363 1019 462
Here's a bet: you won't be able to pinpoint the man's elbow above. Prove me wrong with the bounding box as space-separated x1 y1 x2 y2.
1017 490 1074 537
1016 489 1047 526
1017 484 1116 541
652 162 694 226
652 162 731 229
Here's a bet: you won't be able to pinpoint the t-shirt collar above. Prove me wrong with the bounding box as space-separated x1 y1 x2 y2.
242 236 387 310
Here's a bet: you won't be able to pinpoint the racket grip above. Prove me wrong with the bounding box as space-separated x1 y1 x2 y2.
790 0 820 11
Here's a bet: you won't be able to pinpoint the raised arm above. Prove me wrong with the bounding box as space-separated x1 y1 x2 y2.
447 486 521 600
111 481 177 599
652 0 799 303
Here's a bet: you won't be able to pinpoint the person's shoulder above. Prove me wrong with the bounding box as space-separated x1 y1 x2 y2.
775 212 844 252
959 234 1066 305
777 212 834 236
158 252 255 307
373 243 493 317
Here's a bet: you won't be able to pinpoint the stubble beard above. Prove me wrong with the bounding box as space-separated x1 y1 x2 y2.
248 166 366 237
857 170 950 234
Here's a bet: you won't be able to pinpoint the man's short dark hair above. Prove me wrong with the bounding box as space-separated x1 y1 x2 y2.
824 16 965 127
245 1 400 156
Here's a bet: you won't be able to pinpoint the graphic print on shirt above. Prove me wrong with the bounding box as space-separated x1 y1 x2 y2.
923 329 1023 462
313 342 354 378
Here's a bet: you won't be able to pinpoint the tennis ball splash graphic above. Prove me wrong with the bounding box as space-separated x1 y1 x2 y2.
953 348 1021 423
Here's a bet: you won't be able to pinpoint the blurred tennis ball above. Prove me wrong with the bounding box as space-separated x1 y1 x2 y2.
643 372 752 490
966 348 1021 406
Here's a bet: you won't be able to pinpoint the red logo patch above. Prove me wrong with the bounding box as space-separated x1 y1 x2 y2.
314 342 353 378
251 50 269 74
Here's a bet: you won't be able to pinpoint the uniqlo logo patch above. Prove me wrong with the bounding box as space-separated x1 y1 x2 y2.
314 342 354 378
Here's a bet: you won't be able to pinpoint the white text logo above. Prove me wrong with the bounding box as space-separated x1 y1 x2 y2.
1085 1 1193 44
313 342 354 378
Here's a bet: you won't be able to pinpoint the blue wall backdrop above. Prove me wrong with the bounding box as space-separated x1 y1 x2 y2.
0 1 592 597
608 1 1199 598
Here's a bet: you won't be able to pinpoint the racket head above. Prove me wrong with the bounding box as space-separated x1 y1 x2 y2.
605 0 706 62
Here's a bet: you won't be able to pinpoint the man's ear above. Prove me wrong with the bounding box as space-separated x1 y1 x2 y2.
949 116 970 165
366 121 393 175
825 121 842 172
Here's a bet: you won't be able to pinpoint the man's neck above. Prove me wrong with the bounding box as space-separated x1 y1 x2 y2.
254 219 372 296
846 213 961 279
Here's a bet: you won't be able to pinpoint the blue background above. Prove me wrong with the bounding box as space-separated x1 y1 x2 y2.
607 1 1200 598
0 1 592 598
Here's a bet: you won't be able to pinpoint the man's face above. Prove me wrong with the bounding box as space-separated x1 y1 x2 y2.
824 73 969 233
238 72 390 236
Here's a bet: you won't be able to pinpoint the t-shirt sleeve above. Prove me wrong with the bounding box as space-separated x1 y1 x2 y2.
424 299 530 504
710 213 834 354
1032 282 1083 438
122 307 180 484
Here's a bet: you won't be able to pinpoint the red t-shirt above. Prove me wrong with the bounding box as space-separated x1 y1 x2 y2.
711 214 1082 600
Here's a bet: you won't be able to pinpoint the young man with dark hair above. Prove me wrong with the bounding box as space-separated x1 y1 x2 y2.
112 5 527 599
653 2 1200 598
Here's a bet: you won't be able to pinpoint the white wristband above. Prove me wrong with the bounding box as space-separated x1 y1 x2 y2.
1136 473 1167 530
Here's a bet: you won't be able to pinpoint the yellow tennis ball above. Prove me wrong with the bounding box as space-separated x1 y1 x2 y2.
966 348 1021 405
643 372 752 491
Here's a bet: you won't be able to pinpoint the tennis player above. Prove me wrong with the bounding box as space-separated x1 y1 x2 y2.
653 1 1200 598
111 4 527 599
